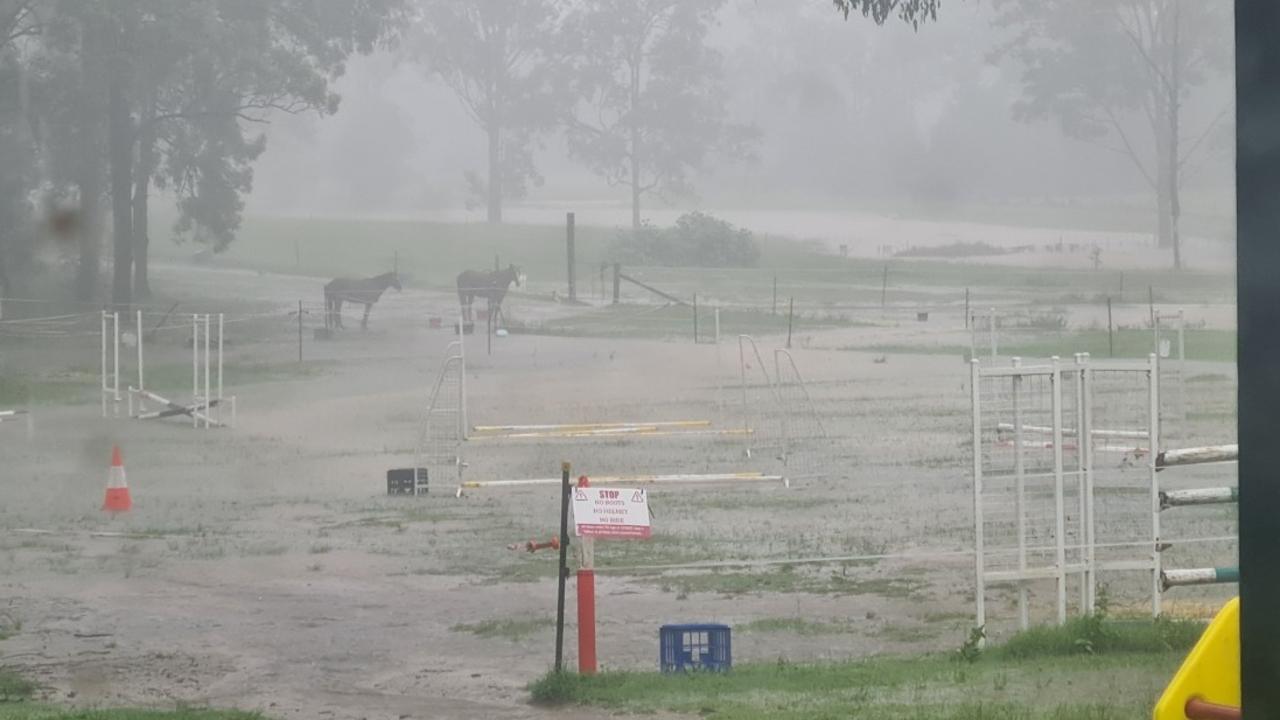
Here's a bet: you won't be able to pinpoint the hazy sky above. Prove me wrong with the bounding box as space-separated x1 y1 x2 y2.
246 0 1235 224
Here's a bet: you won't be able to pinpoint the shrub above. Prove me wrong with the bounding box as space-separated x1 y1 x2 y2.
613 212 760 268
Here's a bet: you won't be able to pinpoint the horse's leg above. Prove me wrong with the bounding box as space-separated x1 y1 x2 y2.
361 303 371 331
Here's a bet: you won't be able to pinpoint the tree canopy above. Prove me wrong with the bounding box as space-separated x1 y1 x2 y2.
830 0 940 26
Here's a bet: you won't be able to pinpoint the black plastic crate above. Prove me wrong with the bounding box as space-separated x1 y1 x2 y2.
387 468 427 496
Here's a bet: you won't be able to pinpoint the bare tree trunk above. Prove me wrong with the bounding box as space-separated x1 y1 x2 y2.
133 103 156 299
108 73 134 311
0 239 10 317
631 158 640 231
487 125 502 223
1168 0 1183 270
629 61 641 231
1154 131 1173 250
74 22 102 303
75 174 101 302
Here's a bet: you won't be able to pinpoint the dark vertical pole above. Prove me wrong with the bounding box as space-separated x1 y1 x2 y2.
1148 285 1156 329
693 292 698 344
772 275 777 315
612 263 621 304
786 297 794 350
881 264 889 309
1107 296 1114 358
297 300 303 363
1237 1 1280 714
964 288 970 329
554 462 571 673
566 212 577 303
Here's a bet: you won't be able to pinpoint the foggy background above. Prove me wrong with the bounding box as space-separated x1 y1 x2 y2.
247 1 1234 235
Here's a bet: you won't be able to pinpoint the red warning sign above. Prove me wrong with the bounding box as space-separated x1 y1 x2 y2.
572 487 651 539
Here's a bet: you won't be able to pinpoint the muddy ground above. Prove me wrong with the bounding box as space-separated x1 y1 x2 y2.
0 262 1238 719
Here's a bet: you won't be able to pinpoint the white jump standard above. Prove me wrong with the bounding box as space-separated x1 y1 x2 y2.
0 409 34 439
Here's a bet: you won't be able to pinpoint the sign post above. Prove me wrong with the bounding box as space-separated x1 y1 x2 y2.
572 477 651 675
554 462 571 673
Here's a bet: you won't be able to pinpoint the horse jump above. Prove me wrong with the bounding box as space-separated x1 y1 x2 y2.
457 265 520 323
324 271 401 330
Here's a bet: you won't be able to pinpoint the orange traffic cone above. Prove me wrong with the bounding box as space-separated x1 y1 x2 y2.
102 445 132 513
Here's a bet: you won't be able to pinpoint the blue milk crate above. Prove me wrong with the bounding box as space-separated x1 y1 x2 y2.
659 624 732 672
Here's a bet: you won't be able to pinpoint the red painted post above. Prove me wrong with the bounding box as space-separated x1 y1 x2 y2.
577 568 597 675
1185 698 1240 720
576 474 597 675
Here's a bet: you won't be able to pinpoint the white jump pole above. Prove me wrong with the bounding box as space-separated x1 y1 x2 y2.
1160 487 1238 509
1080 353 1097 614
217 313 224 426
136 309 145 415
472 420 711 433
1147 353 1162 617
970 359 986 640
1051 356 1067 625
1011 357 1028 630
1161 566 1239 590
192 314 198 429
459 472 784 491
1156 444 1238 469
458 305 467 440
113 311 119 415
101 311 120 418
101 311 107 417
204 313 211 430
996 423 1149 440
1073 354 1088 613
0 410 34 440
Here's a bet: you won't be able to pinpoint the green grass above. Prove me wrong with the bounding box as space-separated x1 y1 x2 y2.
738 618 855 636
0 361 329 408
0 707 261 719
859 328 1237 363
527 615 1202 720
451 617 553 642
0 669 255 717
138 361 330 394
0 669 35 702
992 615 1205 660
648 567 925 598
151 216 1234 307
511 303 856 340
0 374 91 407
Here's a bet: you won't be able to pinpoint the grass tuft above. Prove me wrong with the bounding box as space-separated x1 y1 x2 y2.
994 615 1204 660
0 669 35 702
451 617 553 642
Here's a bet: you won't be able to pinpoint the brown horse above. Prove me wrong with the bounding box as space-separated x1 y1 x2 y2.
456 265 521 322
324 271 401 330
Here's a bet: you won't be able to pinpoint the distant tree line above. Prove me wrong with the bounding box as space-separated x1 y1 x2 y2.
0 0 404 309
0 0 1227 309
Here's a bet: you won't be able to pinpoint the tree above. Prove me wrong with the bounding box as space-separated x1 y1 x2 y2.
410 0 564 223
64 0 404 306
830 0 939 26
994 0 1232 268
0 1 43 305
565 0 755 230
